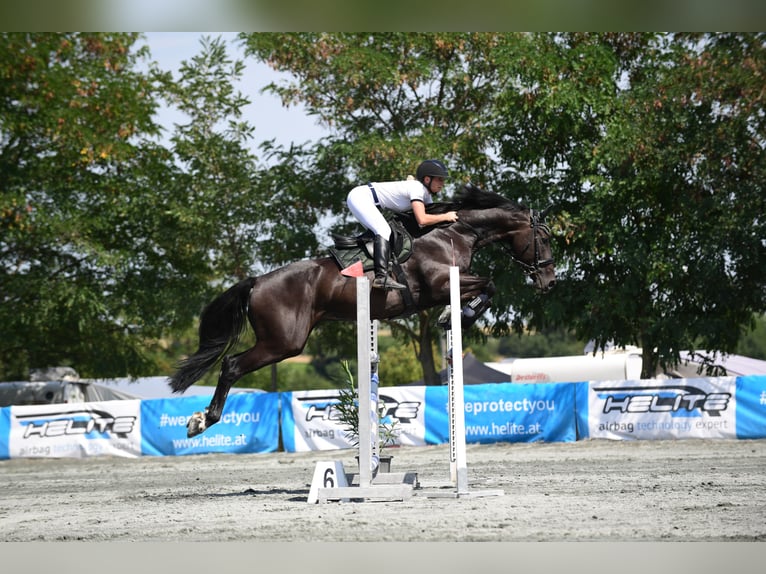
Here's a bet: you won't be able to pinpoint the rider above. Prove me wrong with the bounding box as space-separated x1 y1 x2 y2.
346 159 459 290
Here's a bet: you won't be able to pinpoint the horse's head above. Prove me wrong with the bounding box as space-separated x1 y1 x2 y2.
448 184 556 292
509 207 556 292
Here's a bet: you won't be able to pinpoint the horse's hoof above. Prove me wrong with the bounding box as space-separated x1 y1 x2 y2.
186 411 207 438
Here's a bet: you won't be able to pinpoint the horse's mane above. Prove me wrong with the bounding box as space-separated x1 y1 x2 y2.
428 183 526 214
394 184 527 238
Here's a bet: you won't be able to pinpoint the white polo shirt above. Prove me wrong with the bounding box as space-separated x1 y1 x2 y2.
369 179 433 212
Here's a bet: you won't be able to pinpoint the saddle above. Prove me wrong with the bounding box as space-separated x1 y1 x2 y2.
329 219 413 274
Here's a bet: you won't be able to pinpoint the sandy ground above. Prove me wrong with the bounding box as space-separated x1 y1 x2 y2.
1 438 765 543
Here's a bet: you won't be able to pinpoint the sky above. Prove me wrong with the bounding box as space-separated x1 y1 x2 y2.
141 32 328 151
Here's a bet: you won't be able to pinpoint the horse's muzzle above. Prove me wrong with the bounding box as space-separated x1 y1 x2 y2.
535 272 556 293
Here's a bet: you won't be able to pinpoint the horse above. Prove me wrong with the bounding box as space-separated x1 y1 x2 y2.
169 183 556 437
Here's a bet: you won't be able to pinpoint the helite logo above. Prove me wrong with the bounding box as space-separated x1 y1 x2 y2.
593 384 731 417
14 409 137 439
297 394 422 423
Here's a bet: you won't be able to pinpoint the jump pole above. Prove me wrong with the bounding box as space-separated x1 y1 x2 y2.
311 275 417 503
420 266 503 499
447 265 469 494
356 275 379 488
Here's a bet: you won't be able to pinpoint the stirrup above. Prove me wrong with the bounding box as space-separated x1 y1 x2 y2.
372 275 406 290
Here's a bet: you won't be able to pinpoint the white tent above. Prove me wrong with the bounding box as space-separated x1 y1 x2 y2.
486 348 643 383
81 376 263 400
0 380 138 407
0 375 262 407
669 352 766 378
485 348 766 384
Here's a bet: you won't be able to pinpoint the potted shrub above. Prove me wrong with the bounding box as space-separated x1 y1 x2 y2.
334 360 399 473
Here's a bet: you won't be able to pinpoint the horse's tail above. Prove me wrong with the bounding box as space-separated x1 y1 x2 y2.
168 277 257 394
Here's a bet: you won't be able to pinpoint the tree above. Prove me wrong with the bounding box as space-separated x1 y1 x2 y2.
0 33 186 379
0 33 271 381
6 33 760 386
491 33 766 376
156 35 261 284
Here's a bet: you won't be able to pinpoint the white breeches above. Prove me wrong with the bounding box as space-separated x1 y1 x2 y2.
346 185 392 240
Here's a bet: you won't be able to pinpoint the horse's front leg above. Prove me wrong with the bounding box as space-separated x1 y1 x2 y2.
437 274 495 329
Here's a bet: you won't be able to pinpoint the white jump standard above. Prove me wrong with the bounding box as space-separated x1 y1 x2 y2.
309 276 417 503
419 266 504 499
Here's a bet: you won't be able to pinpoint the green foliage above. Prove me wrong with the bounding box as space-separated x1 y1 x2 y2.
334 360 399 452
333 361 359 445
494 327 588 359
236 362 333 392
156 35 262 283
378 343 424 387
240 33 502 181
0 33 182 379
488 33 766 376
736 314 766 361
0 33 266 380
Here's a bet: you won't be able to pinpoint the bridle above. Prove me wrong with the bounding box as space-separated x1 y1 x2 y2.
508 209 555 277
452 205 554 279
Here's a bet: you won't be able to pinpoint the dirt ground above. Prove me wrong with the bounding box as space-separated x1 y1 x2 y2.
1 438 765 544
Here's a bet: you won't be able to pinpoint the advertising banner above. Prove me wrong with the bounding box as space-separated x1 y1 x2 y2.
5 400 142 458
140 392 279 456
0 407 10 459
281 389 351 452
577 377 738 440
735 375 766 439
281 386 429 453
379 386 429 446
425 382 578 445
3 375 763 460
281 383 576 452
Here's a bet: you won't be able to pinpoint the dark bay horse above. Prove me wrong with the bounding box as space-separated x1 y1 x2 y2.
169 184 556 437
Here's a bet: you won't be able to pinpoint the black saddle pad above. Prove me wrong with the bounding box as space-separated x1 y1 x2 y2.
329 221 412 272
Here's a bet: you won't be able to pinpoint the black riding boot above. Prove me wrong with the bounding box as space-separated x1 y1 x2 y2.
371 235 406 290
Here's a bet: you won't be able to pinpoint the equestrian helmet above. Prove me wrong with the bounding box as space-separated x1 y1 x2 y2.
416 159 449 183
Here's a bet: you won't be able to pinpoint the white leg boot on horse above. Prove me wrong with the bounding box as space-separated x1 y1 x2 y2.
371 235 406 290
438 292 493 330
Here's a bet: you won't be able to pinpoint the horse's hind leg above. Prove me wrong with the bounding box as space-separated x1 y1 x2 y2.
186 337 307 437
186 353 247 437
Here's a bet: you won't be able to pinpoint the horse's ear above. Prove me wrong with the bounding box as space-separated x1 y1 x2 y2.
539 204 555 219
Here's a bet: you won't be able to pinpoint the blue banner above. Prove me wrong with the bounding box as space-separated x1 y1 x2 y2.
425 382 577 444
0 407 9 459
2 375 764 460
736 375 766 439
140 392 280 456
575 381 591 439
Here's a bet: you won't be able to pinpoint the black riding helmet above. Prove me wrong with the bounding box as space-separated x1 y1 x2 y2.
416 159 449 185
